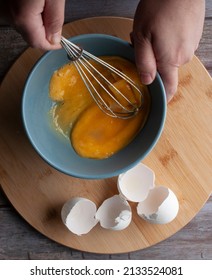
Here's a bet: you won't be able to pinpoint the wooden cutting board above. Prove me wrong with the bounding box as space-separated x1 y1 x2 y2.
0 17 211 254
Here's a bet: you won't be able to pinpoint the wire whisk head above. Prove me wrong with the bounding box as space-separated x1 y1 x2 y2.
61 36 143 119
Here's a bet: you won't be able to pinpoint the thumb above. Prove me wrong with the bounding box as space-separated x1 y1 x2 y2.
157 63 179 102
132 33 157 85
43 0 65 45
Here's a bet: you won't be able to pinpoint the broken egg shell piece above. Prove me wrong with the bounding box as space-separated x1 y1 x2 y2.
95 195 132 230
137 186 179 224
61 197 98 236
118 162 155 202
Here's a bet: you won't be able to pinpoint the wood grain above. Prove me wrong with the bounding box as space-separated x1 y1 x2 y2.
0 195 211 260
0 0 212 82
64 0 140 22
0 0 212 259
0 17 211 255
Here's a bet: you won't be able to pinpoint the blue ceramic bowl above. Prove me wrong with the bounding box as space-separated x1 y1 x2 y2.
22 34 166 179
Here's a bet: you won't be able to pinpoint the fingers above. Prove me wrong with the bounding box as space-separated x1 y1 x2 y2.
15 16 60 50
157 63 179 102
131 0 205 103
43 0 66 46
13 14 53 50
132 33 157 85
132 32 179 102
8 0 65 50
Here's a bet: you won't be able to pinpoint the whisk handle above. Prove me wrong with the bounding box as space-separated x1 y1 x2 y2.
61 36 83 61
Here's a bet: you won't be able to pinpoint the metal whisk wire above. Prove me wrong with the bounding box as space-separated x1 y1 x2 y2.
60 36 143 119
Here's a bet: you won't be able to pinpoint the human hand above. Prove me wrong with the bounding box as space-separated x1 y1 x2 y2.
2 0 65 50
132 0 205 102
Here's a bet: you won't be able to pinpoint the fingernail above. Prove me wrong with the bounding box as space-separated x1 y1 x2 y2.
49 32 61 45
139 72 153 85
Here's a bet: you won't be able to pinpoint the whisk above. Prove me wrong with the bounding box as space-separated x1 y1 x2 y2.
60 36 143 119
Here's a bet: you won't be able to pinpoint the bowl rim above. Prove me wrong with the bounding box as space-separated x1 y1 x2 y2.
22 33 167 179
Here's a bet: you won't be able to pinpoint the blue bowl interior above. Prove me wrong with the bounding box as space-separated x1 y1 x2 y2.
22 34 166 179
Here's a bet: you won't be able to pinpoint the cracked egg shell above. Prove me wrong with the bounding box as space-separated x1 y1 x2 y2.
137 186 179 224
61 197 98 235
118 162 155 202
95 195 132 230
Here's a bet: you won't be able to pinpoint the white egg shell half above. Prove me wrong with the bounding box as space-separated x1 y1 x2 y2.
95 195 132 230
137 186 179 224
61 197 98 235
118 162 155 202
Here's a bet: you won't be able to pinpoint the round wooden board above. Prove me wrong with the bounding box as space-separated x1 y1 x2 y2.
0 17 211 254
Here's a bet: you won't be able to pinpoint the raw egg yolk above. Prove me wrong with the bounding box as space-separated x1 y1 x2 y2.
49 56 150 159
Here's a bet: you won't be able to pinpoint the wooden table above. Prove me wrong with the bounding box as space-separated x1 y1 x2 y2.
0 0 211 260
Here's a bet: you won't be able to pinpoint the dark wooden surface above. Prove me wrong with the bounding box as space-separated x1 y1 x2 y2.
0 0 211 260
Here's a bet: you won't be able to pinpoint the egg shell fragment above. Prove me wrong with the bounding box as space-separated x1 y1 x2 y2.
95 195 132 230
61 197 98 235
118 162 155 202
137 186 179 224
